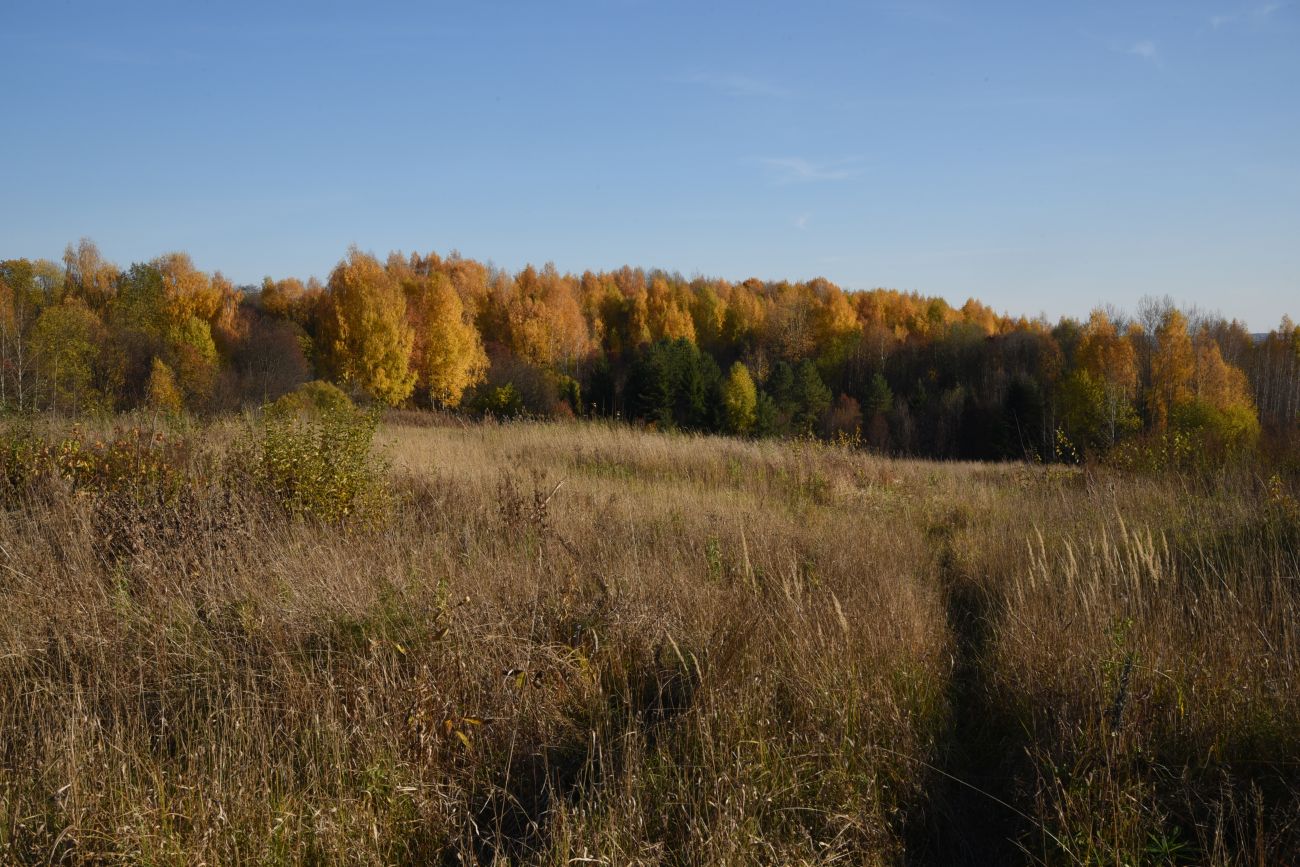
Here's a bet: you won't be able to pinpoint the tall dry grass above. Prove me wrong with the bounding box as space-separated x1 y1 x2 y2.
0 414 1295 864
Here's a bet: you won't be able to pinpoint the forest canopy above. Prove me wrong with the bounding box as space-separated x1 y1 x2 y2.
2 239 1297 464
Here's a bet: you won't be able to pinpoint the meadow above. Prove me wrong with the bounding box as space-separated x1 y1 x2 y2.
0 408 1297 865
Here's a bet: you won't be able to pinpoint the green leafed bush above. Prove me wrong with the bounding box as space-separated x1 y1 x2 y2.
267 379 355 417
469 383 525 418
256 383 388 523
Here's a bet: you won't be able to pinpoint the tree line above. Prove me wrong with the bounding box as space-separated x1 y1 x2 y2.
2 239 1297 463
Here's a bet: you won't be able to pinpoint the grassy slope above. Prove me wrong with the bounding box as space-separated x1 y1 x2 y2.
0 417 1297 865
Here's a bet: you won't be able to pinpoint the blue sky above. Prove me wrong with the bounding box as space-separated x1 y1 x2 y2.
3 0 1297 329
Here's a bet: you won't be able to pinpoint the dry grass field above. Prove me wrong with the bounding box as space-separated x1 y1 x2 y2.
0 411 1297 864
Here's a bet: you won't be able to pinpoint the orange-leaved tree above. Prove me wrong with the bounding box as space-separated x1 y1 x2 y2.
318 248 415 405
1075 310 1139 445
401 268 487 407
1147 309 1195 431
1175 329 1260 451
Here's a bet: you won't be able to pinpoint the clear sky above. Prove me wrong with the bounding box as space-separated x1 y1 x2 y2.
3 0 1297 329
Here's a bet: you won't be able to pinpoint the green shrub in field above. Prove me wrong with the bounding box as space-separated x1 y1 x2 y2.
469 383 524 418
0 422 47 504
1106 430 1197 473
256 387 388 523
267 379 355 417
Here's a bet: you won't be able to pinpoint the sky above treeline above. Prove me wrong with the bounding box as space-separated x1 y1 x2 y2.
2 0 1297 330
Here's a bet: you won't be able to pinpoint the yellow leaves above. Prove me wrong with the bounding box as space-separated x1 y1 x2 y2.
260 276 303 318
145 358 184 416
960 297 1000 336
1078 310 1138 397
721 361 758 435
320 248 416 406
814 282 860 343
1148 310 1196 431
30 297 108 413
647 277 696 344
689 282 727 346
403 271 488 408
155 251 228 325
62 237 119 309
1193 333 1254 413
442 715 483 751
1068 310 1143 445
496 264 592 368
1174 332 1261 450
256 393 388 523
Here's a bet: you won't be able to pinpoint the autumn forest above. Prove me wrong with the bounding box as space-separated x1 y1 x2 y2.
3 239 1296 468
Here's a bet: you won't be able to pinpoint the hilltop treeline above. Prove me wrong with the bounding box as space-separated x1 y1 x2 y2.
2 239 1297 462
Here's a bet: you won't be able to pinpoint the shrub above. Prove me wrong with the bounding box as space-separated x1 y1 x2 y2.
267 379 354 418
53 426 189 502
145 358 185 416
0 422 189 506
1106 430 1196 473
554 373 582 416
469 383 525 418
0 422 47 504
255 397 388 523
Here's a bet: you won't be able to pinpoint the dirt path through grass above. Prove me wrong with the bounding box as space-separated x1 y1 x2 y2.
905 513 1031 865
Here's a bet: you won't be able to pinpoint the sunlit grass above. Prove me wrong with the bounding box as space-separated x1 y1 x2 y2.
0 415 1295 864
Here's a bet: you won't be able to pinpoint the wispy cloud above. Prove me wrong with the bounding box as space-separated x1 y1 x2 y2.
794 213 811 230
754 157 862 184
1210 2 1286 27
1126 39 1158 60
672 72 792 99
